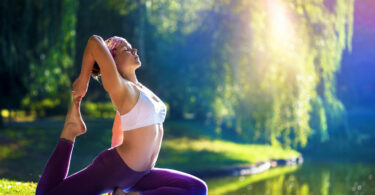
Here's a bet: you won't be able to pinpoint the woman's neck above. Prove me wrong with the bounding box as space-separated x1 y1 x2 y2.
122 70 139 85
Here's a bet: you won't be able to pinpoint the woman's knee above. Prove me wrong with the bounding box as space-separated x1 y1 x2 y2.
190 177 208 195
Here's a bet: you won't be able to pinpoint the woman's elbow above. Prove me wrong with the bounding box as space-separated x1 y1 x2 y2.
89 35 103 42
90 34 99 40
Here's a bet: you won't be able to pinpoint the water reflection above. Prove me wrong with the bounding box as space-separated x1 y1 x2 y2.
206 162 375 195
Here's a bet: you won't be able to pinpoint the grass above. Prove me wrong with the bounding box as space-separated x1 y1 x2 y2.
158 137 300 171
0 179 36 195
0 118 300 194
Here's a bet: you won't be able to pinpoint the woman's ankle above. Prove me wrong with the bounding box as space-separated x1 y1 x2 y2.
60 130 76 142
60 99 86 141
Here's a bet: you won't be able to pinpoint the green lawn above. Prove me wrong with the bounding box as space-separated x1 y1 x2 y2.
0 179 36 195
0 119 300 194
159 137 300 171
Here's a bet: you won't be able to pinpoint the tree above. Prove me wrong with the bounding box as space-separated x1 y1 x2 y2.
0 0 77 122
210 0 354 148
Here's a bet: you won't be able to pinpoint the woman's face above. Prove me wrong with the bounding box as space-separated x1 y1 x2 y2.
113 41 141 73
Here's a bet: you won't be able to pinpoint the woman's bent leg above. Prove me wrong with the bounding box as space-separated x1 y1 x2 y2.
36 98 86 194
37 147 150 195
35 138 74 194
129 168 208 195
35 99 150 194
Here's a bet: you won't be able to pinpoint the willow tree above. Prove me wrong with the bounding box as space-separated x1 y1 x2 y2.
212 0 354 147
0 0 78 118
136 0 217 120
24 0 78 116
82 0 354 148
0 0 77 120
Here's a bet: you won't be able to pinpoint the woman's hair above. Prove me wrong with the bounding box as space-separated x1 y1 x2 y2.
91 36 127 81
91 62 101 81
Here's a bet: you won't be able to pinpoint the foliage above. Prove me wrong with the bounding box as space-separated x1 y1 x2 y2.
208 0 354 147
81 101 116 118
0 0 78 118
1 0 355 148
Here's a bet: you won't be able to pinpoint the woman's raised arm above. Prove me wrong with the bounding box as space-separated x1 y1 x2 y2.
77 35 125 95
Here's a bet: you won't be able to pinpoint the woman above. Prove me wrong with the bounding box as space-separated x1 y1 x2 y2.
35 35 208 195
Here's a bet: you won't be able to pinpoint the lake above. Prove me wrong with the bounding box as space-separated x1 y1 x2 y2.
206 161 375 195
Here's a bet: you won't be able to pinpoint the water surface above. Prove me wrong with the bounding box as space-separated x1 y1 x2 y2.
206 161 375 195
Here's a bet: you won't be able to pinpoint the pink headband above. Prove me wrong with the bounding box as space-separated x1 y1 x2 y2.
105 36 127 57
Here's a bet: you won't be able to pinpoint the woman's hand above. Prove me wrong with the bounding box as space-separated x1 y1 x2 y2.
72 75 89 99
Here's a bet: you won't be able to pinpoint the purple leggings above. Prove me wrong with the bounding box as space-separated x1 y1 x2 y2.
36 138 207 195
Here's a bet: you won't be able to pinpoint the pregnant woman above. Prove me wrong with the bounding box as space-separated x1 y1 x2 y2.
35 35 208 195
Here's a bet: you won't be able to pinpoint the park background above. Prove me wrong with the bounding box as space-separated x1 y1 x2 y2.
0 0 374 194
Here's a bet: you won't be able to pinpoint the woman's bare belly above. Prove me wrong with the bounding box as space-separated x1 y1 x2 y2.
115 123 163 172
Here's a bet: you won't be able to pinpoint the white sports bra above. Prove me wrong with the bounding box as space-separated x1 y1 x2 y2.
120 85 167 131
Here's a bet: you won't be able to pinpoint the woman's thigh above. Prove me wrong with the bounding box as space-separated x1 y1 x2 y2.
47 164 109 195
129 168 208 195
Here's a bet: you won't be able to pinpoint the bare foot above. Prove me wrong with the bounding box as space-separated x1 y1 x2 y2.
60 97 87 142
113 187 126 195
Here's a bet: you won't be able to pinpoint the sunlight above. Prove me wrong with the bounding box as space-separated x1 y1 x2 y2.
266 0 294 47
1 109 9 118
